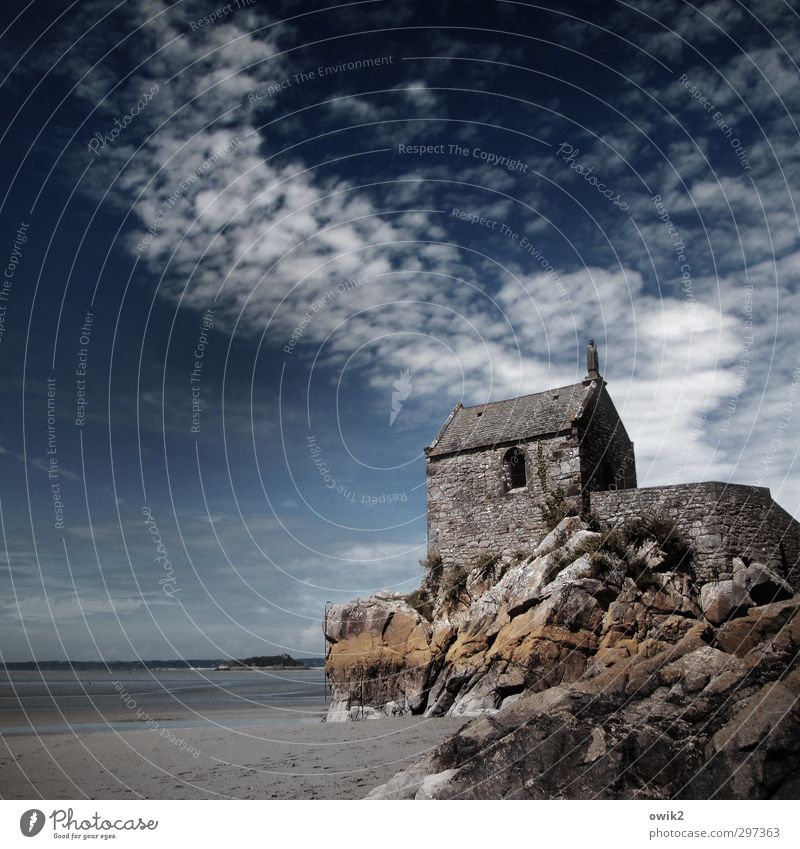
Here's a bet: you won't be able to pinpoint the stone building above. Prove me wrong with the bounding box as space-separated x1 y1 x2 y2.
425 340 800 589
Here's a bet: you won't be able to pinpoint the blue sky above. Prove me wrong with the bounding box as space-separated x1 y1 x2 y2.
1 0 798 660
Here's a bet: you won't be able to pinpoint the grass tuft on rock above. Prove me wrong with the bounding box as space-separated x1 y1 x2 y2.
404 589 434 622
443 562 470 609
573 511 694 584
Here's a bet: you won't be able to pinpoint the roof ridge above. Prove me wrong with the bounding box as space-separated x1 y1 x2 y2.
428 381 600 457
461 381 589 410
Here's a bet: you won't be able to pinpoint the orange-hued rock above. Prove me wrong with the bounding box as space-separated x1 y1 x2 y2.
714 597 800 657
326 515 800 798
325 595 434 721
367 603 800 799
325 516 799 798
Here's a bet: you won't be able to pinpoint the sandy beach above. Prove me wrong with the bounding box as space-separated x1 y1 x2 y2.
0 717 467 799
0 669 466 799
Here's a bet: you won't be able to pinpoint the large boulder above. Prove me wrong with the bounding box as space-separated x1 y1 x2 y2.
699 580 753 625
732 559 793 606
324 595 434 721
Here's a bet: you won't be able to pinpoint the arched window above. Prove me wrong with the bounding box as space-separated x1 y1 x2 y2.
594 457 617 491
503 447 527 490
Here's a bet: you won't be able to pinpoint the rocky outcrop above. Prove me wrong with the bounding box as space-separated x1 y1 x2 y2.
325 595 436 721
324 515 799 797
368 597 800 798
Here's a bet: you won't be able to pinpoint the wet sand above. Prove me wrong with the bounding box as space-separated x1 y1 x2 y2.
0 717 467 799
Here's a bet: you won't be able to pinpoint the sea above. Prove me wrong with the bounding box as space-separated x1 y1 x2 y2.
0 667 328 737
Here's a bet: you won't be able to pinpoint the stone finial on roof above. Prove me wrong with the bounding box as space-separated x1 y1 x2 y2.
585 337 601 382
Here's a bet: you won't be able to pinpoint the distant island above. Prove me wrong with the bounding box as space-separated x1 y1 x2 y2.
1 653 324 672
233 654 308 669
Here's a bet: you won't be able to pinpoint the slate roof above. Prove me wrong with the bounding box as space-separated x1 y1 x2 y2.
427 381 596 457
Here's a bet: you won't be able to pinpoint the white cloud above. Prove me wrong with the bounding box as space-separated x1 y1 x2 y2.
58 0 800 539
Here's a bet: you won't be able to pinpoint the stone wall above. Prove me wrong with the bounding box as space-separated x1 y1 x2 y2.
424 382 800 592
591 482 800 589
577 384 637 499
425 383 638 573
426 432 582 569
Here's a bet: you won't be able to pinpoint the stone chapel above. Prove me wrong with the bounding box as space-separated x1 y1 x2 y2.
425 340 800 588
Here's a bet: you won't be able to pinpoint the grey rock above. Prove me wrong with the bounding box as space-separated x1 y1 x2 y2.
326 512 800 800
733 561 793 606
699 580 753 625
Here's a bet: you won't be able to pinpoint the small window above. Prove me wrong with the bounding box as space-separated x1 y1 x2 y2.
594 457 616 491
503 447 527 490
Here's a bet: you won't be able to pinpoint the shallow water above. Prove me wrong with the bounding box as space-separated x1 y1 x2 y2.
0 668 328 735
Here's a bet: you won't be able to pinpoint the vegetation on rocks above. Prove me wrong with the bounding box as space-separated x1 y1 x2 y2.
404 589 434 622
443 562 470 609
536 443 571 530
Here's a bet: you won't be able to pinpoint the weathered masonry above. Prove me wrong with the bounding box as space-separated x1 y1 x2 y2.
592 482 800 587
425 340 800 590
425 340 636 565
